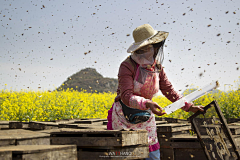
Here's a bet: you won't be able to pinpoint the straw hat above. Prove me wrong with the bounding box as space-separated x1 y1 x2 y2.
127 24 169 53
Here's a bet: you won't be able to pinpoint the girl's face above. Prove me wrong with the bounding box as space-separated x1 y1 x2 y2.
131 44 155 67
135 45 154 54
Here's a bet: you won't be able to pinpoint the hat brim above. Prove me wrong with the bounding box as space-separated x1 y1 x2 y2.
127 31 169 53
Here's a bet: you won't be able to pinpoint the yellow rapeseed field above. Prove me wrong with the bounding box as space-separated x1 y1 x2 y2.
0 87 239 122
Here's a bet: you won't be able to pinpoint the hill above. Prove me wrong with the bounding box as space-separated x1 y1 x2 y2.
57 68 118 93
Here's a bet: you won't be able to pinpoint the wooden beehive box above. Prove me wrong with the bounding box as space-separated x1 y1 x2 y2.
51 128 149 159
156 123 192 160
170 135 206 160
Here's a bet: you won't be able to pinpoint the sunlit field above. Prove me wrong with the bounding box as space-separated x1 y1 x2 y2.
0 87 239 122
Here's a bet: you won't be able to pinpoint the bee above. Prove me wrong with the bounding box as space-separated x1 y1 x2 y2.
207 24 211 27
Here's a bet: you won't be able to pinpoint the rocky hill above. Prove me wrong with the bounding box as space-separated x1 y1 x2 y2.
57 68 118 93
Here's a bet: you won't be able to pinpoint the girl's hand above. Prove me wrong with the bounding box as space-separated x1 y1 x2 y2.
188 105 205 113
146 101 166 116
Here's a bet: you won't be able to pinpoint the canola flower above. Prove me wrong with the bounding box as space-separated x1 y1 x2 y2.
0 87 239 122
0 88 115 121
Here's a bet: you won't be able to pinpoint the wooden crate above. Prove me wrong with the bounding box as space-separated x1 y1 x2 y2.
0 145 77 160
51 129 149 159
0 129 50 146
157 123 191 148
170 136 207 160
51 129 148 147
159 135 205 160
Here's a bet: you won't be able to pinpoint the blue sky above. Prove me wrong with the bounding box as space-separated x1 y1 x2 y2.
0 0 239 92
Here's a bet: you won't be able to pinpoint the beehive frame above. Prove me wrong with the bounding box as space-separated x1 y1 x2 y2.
189 100 240 160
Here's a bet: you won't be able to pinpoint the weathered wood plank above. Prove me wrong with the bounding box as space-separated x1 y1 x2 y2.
155 121 167 125
59 123 106 129
51 129 148 147
0 121 9 130
0 139 15 147
170 135 199 141
164 118 189 124
0 129 50 146
17 137 50 145
157 130 190 138
0 145 77 160
36 129 62 134
78 145 148 160
74 119 108 124
157 123 191 132
29 121 59 130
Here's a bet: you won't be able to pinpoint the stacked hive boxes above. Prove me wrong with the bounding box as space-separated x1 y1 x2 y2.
0 129 77 160
156 118 207 160
51 129 149 160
